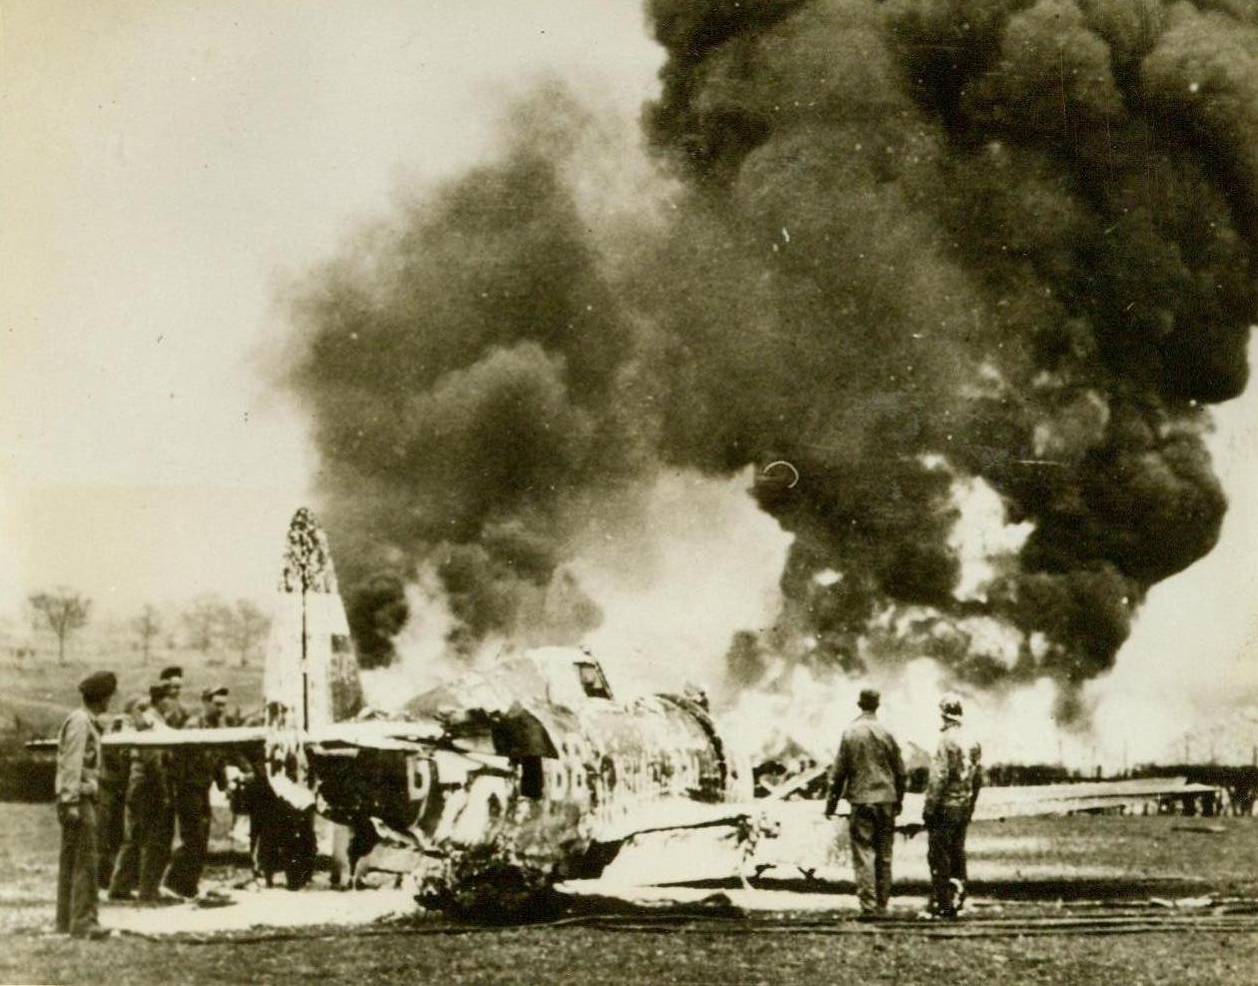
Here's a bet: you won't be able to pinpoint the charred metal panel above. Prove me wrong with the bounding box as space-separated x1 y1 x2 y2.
308 648 742 888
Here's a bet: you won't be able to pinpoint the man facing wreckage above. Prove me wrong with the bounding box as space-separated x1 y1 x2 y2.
164 685 238 898
923 695 983 919
824 688 907 919
95 698 132 892
109 685 177 903
159 665 189 728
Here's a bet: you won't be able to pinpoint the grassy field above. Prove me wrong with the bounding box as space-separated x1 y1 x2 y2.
962 813 1258 897
0 648 265 802
3 804 1258 985
7 921 1255 986
0 648 265 738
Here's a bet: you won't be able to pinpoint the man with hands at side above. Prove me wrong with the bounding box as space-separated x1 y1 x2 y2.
824 687 907 920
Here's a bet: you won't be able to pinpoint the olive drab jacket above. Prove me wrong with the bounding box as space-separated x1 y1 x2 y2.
825 712 907 812
128 707 174 804
924 720 983 817
56 708 102 804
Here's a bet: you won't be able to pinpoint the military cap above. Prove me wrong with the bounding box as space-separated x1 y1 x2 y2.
940 695 964 719
857 687 881 711
159 665 183 682
79 671 118 703
202 685 229 702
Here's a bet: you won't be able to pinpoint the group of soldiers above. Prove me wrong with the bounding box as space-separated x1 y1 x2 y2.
55 667 243 939
824 688 983 920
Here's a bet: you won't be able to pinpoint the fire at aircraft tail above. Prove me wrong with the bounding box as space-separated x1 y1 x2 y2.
262 507 363 797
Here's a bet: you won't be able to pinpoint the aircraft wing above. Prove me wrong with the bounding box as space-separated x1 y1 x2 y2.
753 776 1220 827
970 776 1221 818
541 774 1226 852
101 725 266 747
815 777 1218 825
97 718 446 750
634 775 1228 885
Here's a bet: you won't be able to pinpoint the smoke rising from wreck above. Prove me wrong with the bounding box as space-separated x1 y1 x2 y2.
286 1 1257 721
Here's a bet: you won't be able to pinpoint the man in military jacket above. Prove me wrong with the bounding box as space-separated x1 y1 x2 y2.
108 685 176 902
164 685 234 898
923 695 983 918
824 688 907 918
56 670 117 938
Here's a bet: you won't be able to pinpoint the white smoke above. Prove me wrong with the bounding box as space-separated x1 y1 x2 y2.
946 473 1034 603
569 467 790 697
360 569 460 711
721 656 1074 768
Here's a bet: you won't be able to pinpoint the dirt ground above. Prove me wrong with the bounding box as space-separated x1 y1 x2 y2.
4 803 1258 985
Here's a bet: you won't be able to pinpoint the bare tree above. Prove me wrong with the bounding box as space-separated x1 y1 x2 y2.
131 604 163 665
182 594 228 655
223 598 270 667
29 588 91 665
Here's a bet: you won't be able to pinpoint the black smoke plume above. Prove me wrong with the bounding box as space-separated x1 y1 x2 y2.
287 2 1257 709
286 90 636 666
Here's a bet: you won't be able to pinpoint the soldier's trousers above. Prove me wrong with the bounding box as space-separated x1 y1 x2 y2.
110 782 172 901
164 786 212 898
926 806 970 914
96 781 125 890
56 799 99 936
848 802 897 914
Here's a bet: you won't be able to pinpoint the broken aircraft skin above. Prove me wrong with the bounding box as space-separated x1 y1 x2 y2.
103 508 755 902
312 648 750 893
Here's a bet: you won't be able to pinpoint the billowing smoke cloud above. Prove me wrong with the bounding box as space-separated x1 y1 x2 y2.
286 88 641 666
286 1 1257 716
640 0 1255 711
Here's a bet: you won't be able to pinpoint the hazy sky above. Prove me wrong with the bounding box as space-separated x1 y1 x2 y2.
0 0 661 614
1 0 1256 760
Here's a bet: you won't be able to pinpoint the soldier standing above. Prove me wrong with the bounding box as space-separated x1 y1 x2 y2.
109 685 176 902
824 688 906 919
164 685 232 898
56 670 117 939
922 695 983 918
95 699 133 891
158 666 189 727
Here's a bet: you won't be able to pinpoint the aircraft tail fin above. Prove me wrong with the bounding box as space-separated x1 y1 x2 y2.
263 508 363 791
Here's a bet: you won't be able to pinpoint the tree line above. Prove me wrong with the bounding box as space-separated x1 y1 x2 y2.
25 588 271 667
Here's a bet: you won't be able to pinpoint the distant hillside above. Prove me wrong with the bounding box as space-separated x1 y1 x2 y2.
0 640 265 802
0 646 264 743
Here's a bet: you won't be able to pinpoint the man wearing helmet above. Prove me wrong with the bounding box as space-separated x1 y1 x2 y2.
923 694 982 919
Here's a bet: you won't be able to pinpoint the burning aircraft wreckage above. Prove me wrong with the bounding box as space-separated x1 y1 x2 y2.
109 0 1258 931
102 509 1223 932
108 509 765 920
